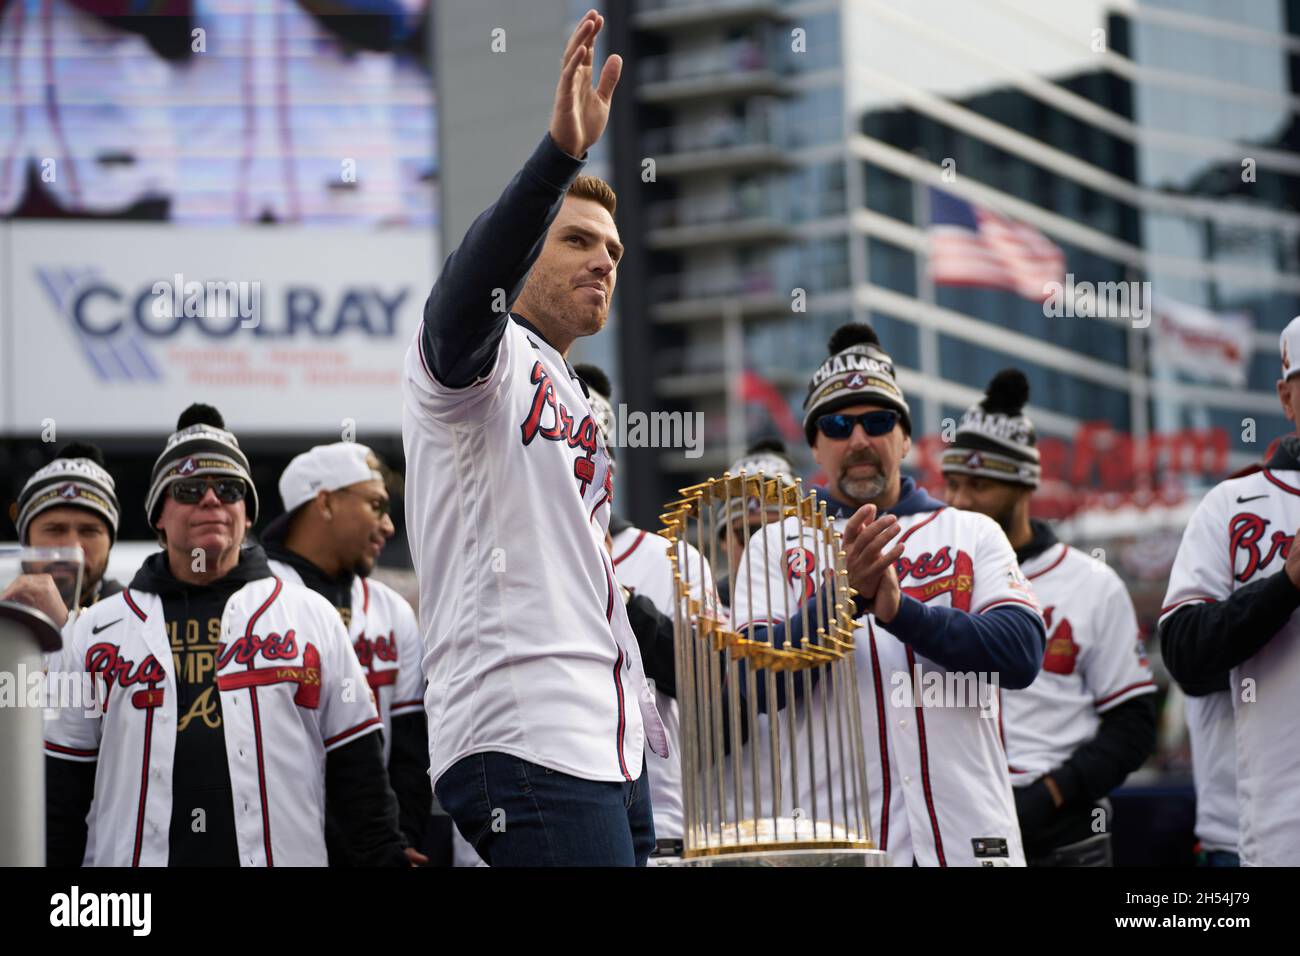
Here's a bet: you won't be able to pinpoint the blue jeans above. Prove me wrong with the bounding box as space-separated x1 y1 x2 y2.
435 752 656 866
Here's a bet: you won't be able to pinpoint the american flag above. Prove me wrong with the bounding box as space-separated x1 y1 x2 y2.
926 189 1065 302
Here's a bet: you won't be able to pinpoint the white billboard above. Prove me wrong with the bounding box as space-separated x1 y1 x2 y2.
2 222 437 435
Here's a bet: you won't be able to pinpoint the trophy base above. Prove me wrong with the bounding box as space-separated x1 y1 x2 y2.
670 848 891 867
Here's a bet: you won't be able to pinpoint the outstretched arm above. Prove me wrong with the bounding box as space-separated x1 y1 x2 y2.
420 11 621 387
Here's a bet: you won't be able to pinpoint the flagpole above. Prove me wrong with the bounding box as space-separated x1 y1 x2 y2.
724 299 745 464
912 168 940 437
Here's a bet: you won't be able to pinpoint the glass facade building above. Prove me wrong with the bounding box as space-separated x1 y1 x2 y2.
607 0 1300 530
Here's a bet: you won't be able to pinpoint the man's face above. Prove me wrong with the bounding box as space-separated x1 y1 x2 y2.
811 403 911 506
516 196 621 344
156 481 249 566
943 473 1026 533
325 478 395 576
27 507 112 602
1278 375 1300 428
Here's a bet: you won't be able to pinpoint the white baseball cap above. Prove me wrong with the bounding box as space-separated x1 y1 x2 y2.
1281 315 1300 381
279 442 383 513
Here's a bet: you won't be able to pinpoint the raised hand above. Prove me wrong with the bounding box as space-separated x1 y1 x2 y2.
842 504 905 610
549 10 622 159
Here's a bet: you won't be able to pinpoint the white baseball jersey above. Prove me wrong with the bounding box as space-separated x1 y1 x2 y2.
267 563 425 764
45 578 382 866
166 0 406 224
0 0 176 214
612 527 717 841
731 500 1039 866
1183 689 1239 855
1160 467 1300 866
402 317 667 788
1003 543 1155 783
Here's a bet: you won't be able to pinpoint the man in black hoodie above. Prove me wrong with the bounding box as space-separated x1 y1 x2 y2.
262 441 433 866
45 404 409 866
941 369 1156 866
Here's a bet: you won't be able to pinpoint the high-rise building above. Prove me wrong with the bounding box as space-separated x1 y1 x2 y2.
605 0 1300 532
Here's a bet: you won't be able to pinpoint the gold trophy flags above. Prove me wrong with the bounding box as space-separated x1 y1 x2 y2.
661 472 886 865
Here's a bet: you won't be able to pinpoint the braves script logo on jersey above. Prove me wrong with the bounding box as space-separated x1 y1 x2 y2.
1039 606 1079 675
216 629 299 669
85 643 166 712
355 631 399 689
520 361 601 495
897 548 975 611
1229 513 1293 583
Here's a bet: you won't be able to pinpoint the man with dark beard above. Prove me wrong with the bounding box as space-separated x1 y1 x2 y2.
9 442 124 611
941 369 1156 866
728 323 1046 865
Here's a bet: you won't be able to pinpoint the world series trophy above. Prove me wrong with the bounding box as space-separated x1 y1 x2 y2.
660 473 889 866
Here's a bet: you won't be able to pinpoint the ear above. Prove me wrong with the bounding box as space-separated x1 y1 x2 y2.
900 431 913 459
1278 379 1296 423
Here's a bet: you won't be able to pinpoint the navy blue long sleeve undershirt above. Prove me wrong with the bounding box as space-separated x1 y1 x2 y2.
420 134 586 388
740 590 1045 714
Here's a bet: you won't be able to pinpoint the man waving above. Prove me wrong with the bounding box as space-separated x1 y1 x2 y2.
401 11 665 867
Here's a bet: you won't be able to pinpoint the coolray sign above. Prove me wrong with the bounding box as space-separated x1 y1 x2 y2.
3 222 437 433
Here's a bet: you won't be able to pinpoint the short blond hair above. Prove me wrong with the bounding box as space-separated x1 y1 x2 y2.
568 175 616 217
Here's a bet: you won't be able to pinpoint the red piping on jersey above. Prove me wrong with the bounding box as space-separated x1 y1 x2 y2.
867 621 890 852
613 530 647 566
997 686 1006 754
244 578 283 866
1263 470 1300 497
366 669 398 689
131 703 155 866
612 649 630 780
974 597 1040 615
46 741 98 759
323 714 383 748
1094 680 1156 709
588 490 611 524
905 646 947 866
896 507 945 548
1025 544 1069 580
1 2 25 204
274 5 301 223
122 589 148 622
1160 596 1217 615
603 563 632 781
42 0 81 206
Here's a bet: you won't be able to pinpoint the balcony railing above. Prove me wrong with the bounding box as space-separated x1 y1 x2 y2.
637 0 790 13
647 258 851 305
639 39 788 85
646 186 786 230
642 111 781 156
647 264 783 304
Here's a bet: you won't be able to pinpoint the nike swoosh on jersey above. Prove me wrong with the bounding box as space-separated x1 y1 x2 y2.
1236 494 1269 503
91 619 123 634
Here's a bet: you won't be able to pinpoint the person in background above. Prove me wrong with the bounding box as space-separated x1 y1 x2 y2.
262 441 430 866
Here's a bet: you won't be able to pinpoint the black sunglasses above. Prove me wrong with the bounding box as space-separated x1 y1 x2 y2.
169 477 247 504
816 410 899 440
